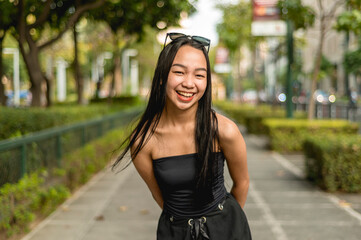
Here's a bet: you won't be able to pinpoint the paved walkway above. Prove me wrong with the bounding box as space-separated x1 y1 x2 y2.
21 132 361 240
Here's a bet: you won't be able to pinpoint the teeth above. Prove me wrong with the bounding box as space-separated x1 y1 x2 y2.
177 91 194 97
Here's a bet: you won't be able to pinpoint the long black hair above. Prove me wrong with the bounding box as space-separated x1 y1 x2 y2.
112 36 219 193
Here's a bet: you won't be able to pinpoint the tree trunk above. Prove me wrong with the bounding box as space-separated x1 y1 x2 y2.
44 75 52 107
231 50 241 101
17 0 46 107
113 54 122 95
73 24 84 104
18 45 46 107
307 18 325 120
15 0 106 106
109 36 122 97
251 47 258 103
0 37 7 106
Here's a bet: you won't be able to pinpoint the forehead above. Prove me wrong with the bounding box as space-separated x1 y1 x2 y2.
172 45 207 68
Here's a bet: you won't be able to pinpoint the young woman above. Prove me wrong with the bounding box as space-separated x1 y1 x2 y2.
113 33 251 240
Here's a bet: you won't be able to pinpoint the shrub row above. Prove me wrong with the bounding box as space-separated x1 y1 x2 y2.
0 127 129 238
304 135 361 192
214 101 306 134
0 96 142 140
263 119 359 152
213 100 256 125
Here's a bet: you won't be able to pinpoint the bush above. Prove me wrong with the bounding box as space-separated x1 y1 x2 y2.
263 119 359 152
0 171 70 237
214 101 306 134
304 135 361 192
213 100 256 125
0 100 142 141
244 110 306 134
89 95 142 105
0 127 129 238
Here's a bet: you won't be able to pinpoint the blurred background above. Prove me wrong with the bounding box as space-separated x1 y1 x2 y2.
1 0 361 239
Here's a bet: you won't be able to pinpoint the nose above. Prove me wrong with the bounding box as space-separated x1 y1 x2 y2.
182 74 195 88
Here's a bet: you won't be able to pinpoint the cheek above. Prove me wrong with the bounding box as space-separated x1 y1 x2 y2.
197 81 207 94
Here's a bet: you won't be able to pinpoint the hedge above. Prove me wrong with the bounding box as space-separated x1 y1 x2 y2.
263 119 359 152
244 110 306 134
214 100 306 134
304 135 361 192
213 100 256 125
0 127 130 238
0 96 142 140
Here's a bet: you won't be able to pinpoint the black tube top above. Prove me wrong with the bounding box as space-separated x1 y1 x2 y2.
153 152 227 218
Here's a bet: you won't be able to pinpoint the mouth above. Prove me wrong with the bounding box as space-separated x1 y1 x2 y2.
176 91 195 101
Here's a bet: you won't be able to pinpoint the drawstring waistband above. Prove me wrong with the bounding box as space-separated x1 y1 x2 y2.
188 217 209 240
168 198 226 240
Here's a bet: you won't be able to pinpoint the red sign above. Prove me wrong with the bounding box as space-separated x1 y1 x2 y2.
253 0 280 21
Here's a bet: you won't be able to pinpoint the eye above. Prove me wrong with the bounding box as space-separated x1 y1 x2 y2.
196 74 206 79
173 71 184 75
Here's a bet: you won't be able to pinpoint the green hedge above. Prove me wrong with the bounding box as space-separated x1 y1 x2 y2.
213 100 256 125
0 98 142 140
244 110 306 134
214 101 306 134
263 119 359 152
0 127 129 238
304 135 361 192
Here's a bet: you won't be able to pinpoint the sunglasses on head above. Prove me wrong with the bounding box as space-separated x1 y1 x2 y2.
163 32 211 53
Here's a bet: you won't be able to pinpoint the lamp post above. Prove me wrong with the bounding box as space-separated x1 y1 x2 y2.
286 20 294 118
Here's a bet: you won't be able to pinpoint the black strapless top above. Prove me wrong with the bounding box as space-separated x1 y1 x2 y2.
153 152 227 218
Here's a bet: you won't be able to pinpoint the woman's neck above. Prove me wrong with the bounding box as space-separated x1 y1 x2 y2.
161 103 198 128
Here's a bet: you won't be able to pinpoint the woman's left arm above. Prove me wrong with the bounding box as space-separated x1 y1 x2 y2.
217 114 249 208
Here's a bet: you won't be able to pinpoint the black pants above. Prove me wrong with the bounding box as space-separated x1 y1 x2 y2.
157 194 252 240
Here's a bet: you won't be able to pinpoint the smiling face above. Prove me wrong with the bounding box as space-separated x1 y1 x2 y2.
165 45 208 112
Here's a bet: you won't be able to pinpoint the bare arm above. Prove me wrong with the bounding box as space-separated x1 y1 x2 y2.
217 114 249 208
131 144 164 209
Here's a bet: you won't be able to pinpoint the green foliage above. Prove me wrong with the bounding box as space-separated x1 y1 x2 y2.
216 1 252 53
336 9 361 35
0 127 128 237
277 0 315 30
0 1 17 37
213 100 258 125
63 128 128 190
318 55 335 80
214 100 306 134
263 119 359 152
0 171 69 237
244 110 306 135
89 0 195 37
304 134 361 192
344 45 361 75
0 102 140 140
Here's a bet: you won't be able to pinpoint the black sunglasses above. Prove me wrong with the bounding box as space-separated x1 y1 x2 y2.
163 32 211 53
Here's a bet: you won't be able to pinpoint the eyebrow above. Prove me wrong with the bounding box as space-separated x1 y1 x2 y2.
171 63 207 72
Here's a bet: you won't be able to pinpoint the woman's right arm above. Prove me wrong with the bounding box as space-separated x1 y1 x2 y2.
131 145 164 209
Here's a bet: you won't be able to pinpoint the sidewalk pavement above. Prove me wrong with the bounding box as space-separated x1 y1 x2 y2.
21 132 361 240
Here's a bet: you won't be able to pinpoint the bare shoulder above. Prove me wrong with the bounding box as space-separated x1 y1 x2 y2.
130 123 154 160
216 113 242 142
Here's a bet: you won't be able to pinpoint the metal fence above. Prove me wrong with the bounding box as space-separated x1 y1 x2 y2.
0 108 142 186
293 102 360 121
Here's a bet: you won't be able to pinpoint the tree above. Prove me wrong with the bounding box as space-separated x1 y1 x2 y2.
13 0 106 107
279 0 345 120
0 1 17 106
335 0 361 96
89 0 195 98
216 1 253 98
306 0 344 119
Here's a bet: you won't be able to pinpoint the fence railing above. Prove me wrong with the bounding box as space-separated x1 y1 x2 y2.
0 107 142 186
292 102 360 121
